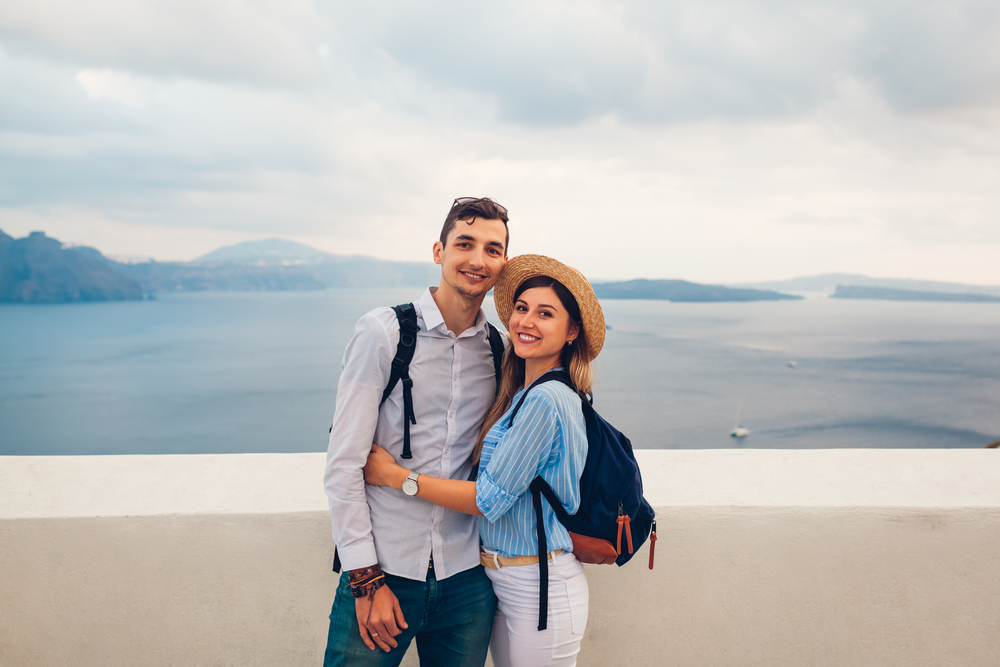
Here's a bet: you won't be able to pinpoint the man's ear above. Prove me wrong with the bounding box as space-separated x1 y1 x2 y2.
432 241 444 265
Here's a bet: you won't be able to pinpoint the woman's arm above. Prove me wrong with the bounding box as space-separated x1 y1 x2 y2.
364 445 483 517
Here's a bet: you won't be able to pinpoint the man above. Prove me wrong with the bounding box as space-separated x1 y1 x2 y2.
323 197 510 666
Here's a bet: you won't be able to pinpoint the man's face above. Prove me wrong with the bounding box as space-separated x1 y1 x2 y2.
433 217 508 300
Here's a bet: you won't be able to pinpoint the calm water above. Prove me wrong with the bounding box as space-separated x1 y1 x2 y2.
2 290 998 455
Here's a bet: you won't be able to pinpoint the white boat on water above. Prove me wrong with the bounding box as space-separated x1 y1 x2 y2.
730 403 749 438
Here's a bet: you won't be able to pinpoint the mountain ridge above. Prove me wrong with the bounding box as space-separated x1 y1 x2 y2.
0 230 144 303
831 285 1000 303
192 238 335 265
11 231 991 305
593 278 801 302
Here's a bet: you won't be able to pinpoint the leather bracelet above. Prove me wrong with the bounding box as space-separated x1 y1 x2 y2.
348 564 386 599
351 574 385 599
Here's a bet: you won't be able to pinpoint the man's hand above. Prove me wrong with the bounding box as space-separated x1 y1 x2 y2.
355 583 407 652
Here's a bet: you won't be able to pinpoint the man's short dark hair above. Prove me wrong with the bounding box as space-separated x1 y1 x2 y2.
440 197 510 255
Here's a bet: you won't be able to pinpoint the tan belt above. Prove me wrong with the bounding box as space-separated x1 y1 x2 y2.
480 549 563 570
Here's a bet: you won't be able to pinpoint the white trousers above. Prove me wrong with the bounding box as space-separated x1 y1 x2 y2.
486 551 589 667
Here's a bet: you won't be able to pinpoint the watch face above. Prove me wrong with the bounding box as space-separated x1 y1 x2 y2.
402 478 419 496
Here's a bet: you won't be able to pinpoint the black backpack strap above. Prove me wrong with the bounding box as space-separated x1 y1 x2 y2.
506 369 574 428
332 548 341 573
486 322 504 392
532 476 571 524
530 478 550 631
382 304 419 460
381 303 418 404
530 475 573 631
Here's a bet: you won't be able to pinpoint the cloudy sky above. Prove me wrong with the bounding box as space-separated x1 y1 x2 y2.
2 0 999 284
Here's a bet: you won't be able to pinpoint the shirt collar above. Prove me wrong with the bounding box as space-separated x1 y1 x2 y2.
416 287 488 338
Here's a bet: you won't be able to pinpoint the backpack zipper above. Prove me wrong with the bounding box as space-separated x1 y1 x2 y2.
648 519 657 570
616 502 633 555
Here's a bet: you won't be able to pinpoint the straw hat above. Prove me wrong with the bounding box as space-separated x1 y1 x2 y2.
493 254 605 360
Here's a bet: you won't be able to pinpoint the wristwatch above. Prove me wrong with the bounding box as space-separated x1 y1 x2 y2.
401 471 421 496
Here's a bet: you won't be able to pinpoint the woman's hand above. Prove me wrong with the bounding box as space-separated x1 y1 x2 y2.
364 444 406 489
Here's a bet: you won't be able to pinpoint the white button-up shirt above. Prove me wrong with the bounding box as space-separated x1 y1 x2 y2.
324 288 500 581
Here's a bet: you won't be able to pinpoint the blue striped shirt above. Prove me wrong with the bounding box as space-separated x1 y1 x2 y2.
475 373 588 558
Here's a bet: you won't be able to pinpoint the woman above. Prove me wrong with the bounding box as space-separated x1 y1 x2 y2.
363 254 605 667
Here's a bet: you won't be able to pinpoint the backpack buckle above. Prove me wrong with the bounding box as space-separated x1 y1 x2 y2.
398 319 418 347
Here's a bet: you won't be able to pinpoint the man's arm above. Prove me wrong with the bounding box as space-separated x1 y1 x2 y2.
324 312 390 568
324 310 407 651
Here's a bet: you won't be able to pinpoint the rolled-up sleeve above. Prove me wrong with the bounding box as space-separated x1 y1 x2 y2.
476 392 559 522
475 467 519 522
323 311 394 571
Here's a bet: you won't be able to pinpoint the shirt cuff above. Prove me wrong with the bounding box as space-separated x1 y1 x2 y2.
335 541 379 572
476 468 518 523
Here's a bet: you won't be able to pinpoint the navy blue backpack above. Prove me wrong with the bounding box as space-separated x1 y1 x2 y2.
507 369 657 630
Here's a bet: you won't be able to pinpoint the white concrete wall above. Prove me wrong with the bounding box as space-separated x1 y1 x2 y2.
2 450 999 666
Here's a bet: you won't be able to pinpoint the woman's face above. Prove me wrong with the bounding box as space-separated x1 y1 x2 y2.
509 286 579 368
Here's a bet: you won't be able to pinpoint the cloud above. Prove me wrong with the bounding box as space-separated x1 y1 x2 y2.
314 0 1000 126
2 0 1000 285
0 206 256 262
859 1 1000 110
0 0 328 87
76 68 155 106
0 46 335 208
5 0 1000 125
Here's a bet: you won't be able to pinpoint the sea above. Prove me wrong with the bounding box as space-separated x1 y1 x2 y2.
2 289 999 455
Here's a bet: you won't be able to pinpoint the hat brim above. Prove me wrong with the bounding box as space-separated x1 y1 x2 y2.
493 254 605 360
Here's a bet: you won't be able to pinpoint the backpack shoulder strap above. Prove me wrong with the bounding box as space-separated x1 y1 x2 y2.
381 303 418 403
506 369 575 428
381 303 419 459
530 477 551 631
486 322 504 393
528 474 574 631
531 475 572 524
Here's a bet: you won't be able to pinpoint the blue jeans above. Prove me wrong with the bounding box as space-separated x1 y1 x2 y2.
323 563 496 667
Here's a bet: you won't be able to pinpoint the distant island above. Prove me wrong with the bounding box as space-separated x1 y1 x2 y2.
734 273 1000 298
831 285 1000 303
593 279 800 302
0 232 439 303
3 232 807 304
0 230 143 303
9 230 991 306
120 238 441 292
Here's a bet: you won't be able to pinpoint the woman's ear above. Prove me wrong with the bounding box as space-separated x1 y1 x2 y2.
567 320 580 345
